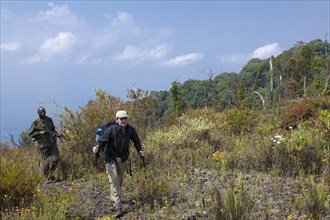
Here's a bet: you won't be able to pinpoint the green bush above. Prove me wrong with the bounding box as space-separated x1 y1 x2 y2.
217 108 259 135
281 96 330 129
0 146 41 212
146 114 215 151
300 176 330 219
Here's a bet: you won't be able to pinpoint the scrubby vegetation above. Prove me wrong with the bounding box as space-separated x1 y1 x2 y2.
1 39 330 219
1 95 329 219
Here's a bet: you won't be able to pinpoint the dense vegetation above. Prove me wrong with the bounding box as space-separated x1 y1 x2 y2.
1 39 329 219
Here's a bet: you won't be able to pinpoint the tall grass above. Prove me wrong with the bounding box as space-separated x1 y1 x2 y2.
0 145 41 212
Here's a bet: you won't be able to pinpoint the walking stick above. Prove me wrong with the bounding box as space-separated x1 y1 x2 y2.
93 153 98 216
141 156 147 179
129 156 132 177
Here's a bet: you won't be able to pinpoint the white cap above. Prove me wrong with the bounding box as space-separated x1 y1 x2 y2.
116 110 129 118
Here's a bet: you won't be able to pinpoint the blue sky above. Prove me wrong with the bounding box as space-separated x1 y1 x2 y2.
1 1 329 142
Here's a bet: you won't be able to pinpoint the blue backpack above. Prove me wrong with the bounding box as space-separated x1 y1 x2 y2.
95 120 116 160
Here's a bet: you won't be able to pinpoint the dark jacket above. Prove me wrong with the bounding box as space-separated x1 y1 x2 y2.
98 123 143 163
28 116 57 148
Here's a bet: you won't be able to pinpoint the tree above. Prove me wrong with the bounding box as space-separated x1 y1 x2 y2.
57 89 124 166
297 44 313 96
322 38 330 95
126 88 160 139
214 72 240 109
170 80 184 115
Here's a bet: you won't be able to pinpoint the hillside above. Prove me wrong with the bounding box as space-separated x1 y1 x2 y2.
1 96 330 219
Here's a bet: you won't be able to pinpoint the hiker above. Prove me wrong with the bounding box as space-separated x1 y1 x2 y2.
29 106 61 182
92 110 145 217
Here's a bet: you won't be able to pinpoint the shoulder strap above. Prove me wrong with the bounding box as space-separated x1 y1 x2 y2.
101 120 116 129
127 124 133 139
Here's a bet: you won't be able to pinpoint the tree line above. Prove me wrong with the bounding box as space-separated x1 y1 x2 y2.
8 38 330 148
151 38 330 117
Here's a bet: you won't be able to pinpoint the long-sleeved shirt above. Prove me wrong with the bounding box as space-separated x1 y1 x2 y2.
28 116 57 148
98 123 143 163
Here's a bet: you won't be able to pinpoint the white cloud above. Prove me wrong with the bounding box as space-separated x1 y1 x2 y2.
114 45 146 61
147 44 171 59
25 55 42 64
31 3 81 26
113 43 170 62
252 43 281 59
163 53 204 67
220 43 282 71
90 11 138 48
40 32 77 55
75 52 105 65
110 11 135 27
0 41 20 51
24 32 77 64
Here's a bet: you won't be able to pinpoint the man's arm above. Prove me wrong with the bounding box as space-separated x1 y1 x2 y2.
28 121 40 140
93 126 110 154
130 127 144 157
34 126 61 138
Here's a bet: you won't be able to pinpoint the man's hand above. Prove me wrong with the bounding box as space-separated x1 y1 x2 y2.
51 131 61 138
92 145 99 154
39 131 46 135
139 150 145 157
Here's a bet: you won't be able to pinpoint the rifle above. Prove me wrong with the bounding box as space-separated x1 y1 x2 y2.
34 126 62 141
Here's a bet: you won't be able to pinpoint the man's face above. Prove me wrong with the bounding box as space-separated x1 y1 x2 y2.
37 108 46 119
116 117 128 127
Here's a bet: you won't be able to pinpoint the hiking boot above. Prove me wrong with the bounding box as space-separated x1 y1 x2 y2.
49 175 56 181
115 207 123 218
45 175 56 184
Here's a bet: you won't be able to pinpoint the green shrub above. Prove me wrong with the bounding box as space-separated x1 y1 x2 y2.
217 108 259 135
0 146 41 212
146 114 215 151
287 126 312 151
301 176 330 219
269 123 323 176
281 96 330 129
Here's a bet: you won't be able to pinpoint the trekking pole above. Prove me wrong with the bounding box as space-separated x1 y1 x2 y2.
129 156 132 177
93 153 98 216
141 156 147 179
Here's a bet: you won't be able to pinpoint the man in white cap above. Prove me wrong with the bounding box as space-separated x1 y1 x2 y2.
93 110 145 217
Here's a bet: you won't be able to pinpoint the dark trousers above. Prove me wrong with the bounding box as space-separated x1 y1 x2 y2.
39 146 60 176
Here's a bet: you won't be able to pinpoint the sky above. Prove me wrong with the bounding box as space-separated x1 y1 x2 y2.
1 0 329 142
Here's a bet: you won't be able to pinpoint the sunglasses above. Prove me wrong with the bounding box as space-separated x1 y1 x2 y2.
118 117 128 120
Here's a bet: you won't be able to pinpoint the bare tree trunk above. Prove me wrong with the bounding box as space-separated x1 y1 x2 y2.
279 74 282 104
254 91 266 110
322 72 330 95
277 74 283 116
269 57 274 108
269 57 274 92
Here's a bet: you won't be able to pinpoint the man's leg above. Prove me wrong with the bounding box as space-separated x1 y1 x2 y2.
106 161 121 209
116 158 128 188
39 146 60 181
105 159 127 210
48 146 60 174
39 147 50 176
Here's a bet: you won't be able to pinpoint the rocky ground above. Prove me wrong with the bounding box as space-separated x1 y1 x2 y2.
42 169 330 220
